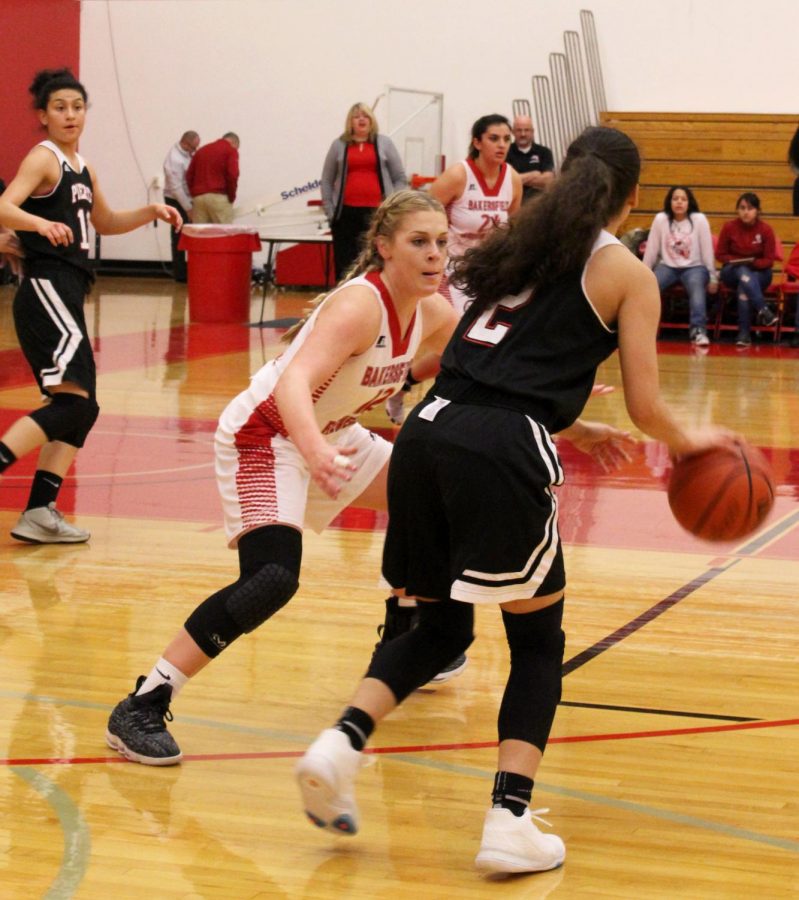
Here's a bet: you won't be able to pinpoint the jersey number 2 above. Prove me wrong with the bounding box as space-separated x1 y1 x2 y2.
464 292 529 346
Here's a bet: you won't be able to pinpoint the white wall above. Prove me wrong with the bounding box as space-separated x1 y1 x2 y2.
79 0 798 261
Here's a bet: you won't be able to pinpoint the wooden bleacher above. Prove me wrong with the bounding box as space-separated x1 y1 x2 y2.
601 112 799 340
601 111 798 250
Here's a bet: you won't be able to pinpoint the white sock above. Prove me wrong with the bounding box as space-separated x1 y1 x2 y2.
136 657 189 697
397 597 417 608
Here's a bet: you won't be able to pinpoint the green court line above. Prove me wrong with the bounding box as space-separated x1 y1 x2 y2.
393 755 799 855
11 767 91 900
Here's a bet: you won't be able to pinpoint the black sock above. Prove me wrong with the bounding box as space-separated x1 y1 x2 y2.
26 470 63 510
492 771 534 817
0 442 17 473
335 706 374 751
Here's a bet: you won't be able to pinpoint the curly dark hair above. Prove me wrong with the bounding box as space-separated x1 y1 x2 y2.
450 126 641 313
29 68 87 110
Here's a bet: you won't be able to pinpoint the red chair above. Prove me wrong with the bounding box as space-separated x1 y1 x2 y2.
777 242 799 342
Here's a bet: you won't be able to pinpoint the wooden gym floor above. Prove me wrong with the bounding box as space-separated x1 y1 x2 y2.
0 278 797 899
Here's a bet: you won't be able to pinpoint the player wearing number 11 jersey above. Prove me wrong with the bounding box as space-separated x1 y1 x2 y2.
0 68 181 544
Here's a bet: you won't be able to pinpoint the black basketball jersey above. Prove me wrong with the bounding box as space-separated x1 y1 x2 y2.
18 141 94 275
434 231 620 433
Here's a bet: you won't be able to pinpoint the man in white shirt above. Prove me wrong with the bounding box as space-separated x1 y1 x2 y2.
163 130 200 282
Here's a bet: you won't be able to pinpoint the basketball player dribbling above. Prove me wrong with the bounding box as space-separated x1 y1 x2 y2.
105 190 458 766
0 69 182 544
297 127 736 876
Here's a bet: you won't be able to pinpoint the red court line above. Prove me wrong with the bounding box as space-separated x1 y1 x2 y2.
4 717 797 768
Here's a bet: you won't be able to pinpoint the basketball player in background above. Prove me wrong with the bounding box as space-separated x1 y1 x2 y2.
105 190 458 766
386 114 522 430
428 113 522 316
0 68 182 544
297 126 734 875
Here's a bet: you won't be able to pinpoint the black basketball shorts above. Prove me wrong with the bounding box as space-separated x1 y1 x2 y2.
382 396 566 604
13 266 96 397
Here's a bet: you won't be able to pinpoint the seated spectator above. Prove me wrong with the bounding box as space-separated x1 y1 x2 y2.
642 186 717 346
715 192 778 348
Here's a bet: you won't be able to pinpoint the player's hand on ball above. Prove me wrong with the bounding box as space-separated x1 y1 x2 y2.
669 425 739 461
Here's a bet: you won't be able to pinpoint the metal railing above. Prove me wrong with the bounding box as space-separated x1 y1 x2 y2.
517 9 606 167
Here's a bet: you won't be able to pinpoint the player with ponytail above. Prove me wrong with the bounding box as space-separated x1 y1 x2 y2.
298 127 735 874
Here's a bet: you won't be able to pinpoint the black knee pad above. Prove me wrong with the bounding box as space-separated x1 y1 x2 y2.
498 598 565 751
225 562 298 632
503 598 565 659
367 598 475 702
184 525 302 658
28 393 99 448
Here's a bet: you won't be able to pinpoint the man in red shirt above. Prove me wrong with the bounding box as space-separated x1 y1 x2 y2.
186 132 240 224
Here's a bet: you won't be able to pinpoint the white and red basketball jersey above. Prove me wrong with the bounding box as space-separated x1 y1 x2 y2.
218 270 423 448
446 158 514 258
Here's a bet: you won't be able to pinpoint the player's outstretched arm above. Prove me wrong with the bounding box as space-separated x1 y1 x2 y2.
88 167 182 235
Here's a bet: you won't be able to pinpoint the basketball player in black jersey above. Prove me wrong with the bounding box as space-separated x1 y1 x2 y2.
297 127 735 875
0 69 182 543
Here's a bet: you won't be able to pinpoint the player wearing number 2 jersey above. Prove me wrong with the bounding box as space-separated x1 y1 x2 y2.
299 127 732 875
0 68 181 544
105 190 457 766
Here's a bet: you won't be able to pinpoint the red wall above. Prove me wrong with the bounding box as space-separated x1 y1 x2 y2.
0 0 80 185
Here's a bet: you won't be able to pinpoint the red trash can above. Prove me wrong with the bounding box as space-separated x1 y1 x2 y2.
178 225 261 323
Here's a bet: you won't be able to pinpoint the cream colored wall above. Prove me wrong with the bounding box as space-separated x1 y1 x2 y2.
79 0 798 261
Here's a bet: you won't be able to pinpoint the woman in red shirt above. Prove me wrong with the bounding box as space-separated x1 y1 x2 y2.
321 103 408 281
715 192 778 346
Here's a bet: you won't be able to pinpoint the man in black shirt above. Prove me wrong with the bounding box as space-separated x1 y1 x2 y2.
506 115 554 204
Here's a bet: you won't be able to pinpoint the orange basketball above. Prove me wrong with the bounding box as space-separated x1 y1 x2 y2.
667 441 775 542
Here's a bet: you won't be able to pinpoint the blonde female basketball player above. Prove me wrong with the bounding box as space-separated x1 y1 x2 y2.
105 190 458 765
297 127 734 875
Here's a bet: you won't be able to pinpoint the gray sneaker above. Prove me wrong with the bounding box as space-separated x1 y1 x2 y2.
11 503 90 544
106 676 183 766
429 652 468 684
756 306 778 327
689 327 710 347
